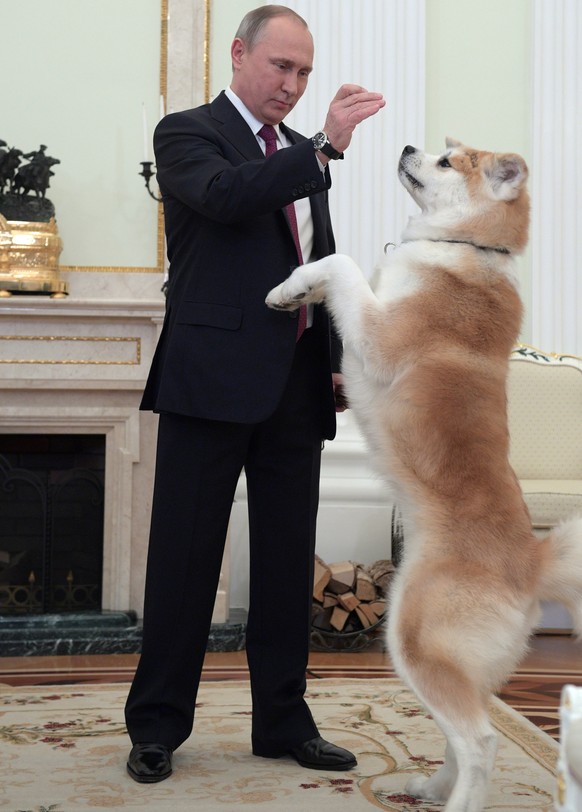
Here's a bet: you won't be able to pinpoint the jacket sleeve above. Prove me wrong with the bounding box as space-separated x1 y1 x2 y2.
154 110 331 224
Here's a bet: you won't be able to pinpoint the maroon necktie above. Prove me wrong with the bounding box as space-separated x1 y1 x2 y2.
258 124 307 340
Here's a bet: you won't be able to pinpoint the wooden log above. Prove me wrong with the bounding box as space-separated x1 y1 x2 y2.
327 561 356 594
337 590 360 612
330 605 350 632
312 605 333 630
366 560 395 595
355 569 377 601
313 556 331 601
369 600 386 618
359 602 381 626
355 605 374 629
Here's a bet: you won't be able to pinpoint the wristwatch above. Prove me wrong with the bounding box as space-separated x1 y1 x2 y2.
311 131 344 160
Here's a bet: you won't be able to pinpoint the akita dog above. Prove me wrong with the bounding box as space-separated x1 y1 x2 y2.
266 139 582 811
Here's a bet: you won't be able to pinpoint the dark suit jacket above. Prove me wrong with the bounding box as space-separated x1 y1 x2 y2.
141 91 340 439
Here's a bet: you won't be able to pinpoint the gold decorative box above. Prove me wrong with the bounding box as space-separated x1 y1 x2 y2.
0 214 68 298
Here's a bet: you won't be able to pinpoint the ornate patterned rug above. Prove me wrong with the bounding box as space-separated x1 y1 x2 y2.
0 678 558 811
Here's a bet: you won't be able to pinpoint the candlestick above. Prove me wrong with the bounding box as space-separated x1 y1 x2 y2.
142 103 149 162
139 161 162 202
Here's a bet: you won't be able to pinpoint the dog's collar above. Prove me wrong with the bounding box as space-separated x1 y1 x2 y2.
422 239 511 255
386 239 511 256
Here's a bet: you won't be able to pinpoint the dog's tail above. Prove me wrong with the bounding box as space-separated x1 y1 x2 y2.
538 517 582 637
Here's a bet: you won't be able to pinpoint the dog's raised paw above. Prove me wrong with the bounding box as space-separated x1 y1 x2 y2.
265 283 300 311
265 295 295 311
269 301 293 311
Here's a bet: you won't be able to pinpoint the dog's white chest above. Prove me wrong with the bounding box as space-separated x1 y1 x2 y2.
372 249 421 303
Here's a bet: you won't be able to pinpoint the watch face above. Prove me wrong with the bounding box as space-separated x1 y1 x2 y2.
313 132 327 150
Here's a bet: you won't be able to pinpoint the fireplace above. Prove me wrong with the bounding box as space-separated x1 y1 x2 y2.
0 296 241 657
0 434 105 614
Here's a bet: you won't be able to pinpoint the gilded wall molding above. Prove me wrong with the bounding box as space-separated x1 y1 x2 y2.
0 335 141 365
61 0 171 275
62 0 211 275
204 0 211 104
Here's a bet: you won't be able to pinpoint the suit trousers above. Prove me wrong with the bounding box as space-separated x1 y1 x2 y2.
125 329 326 752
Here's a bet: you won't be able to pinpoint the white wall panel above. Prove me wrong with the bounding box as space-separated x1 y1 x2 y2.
285 0 425 276
531 0 582 353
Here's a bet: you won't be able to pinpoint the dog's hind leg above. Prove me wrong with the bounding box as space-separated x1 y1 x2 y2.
406 709 497 812
406 739 458 802
389 601 498 811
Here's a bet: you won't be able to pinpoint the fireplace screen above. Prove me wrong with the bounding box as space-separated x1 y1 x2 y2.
0 435 105 614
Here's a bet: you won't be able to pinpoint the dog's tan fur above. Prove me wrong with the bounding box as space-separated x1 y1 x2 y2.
267 139 582 811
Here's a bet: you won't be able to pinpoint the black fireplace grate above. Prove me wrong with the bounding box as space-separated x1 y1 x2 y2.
0 435 105 614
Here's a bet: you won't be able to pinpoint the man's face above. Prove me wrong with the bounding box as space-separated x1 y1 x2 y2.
230 16 314 125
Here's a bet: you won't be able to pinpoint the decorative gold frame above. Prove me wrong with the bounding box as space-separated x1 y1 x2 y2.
0 335 141 365
60 0 211 275
513 342 582 364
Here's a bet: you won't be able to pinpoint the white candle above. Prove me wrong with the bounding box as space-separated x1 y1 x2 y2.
142 103 149 162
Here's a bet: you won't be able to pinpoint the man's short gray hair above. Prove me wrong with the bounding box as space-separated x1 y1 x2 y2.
235 4 310 50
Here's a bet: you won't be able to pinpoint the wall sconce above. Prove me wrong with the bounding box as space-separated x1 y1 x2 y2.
138 161 162 202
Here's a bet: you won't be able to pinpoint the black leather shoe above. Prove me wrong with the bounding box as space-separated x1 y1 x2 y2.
127 743 173 783
289 736 357 771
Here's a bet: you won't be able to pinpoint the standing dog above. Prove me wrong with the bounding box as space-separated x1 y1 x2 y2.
266 139 582 811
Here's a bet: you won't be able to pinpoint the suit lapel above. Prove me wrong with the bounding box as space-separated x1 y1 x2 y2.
210 93 328 252
210 92 264 161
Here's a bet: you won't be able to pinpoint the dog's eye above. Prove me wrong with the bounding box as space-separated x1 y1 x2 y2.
438 158 452 168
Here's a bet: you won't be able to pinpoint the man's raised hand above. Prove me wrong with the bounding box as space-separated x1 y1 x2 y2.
321 84 386 156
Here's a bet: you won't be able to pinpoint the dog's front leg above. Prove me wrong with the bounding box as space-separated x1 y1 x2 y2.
265 255 335 311
266 254 377 347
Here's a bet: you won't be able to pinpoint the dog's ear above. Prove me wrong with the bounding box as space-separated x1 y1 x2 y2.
445 137 462 149
485 154 528 200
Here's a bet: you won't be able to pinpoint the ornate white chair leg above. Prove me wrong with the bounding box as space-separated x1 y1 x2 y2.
556 684 582 811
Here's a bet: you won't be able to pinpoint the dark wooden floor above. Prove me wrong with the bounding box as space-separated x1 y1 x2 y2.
1 634 580 741
0 630 578 683
0 634 582 685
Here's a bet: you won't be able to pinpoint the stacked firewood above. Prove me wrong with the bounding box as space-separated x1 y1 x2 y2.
312 556 394 634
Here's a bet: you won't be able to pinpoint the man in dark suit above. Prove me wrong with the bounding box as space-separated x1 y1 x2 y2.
125 4 385 783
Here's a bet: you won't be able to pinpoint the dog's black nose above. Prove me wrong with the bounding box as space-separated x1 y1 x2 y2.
402 145 416 155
